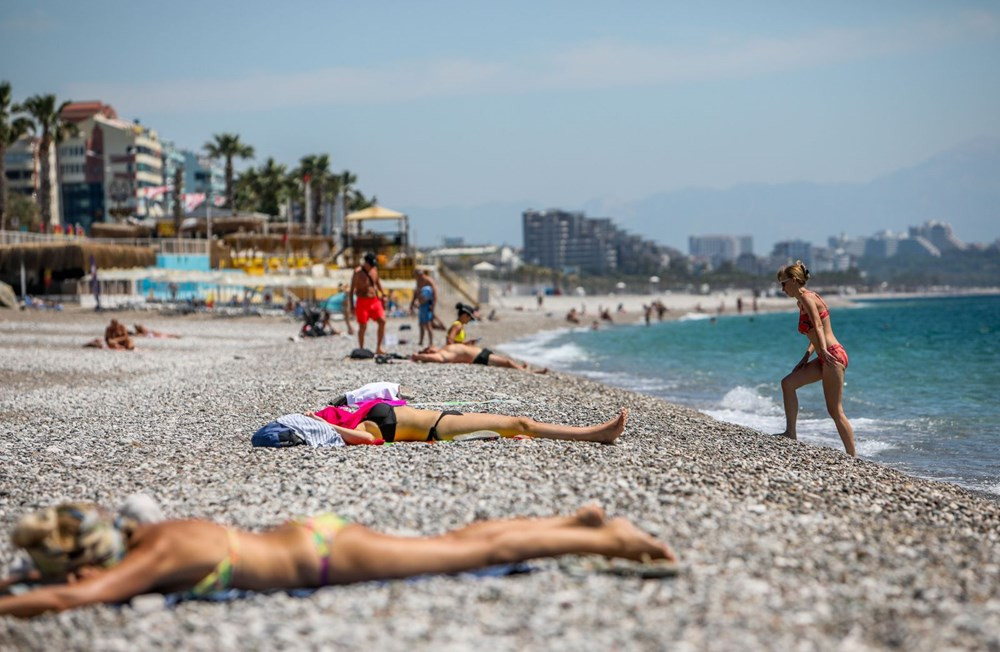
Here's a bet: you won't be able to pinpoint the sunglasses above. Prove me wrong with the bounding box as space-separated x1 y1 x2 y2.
780 279 793 288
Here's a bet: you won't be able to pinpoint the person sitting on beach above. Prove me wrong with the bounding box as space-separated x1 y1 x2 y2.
84 319 135 350
446 303 480 345
254 402 628 446
566 307 581 324
349 252 387 354
0 501 675 618
774 261 856 457
132 324 181 339
410 342 546 374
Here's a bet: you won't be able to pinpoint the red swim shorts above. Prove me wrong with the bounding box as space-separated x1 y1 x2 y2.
821 344 849 369
355 296 385 324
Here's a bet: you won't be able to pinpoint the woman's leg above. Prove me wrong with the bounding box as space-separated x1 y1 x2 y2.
443 505 605 541
777 360 822 439
431 409 627 444
325 515 674 584
821 362 856 457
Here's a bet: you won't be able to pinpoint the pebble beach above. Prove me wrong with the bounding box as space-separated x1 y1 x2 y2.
1 307 999 651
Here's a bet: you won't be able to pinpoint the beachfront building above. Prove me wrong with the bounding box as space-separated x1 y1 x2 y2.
423 244 523 272
3 135 60 226
522 209 618 273
183 150 225 200
57 101 165 231
771 239 812 268
909 220 966 252
160 141 185 212
522 209 667 275
688 234 753 268
896 235 941 258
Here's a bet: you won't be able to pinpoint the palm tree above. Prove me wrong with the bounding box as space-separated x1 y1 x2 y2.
0 81 33 231
295 153 333 235
234 168 260 213
14 93 77 228
254 158 288 217
203 133 254 215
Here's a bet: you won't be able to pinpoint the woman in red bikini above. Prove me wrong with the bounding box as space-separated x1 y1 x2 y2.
775 261 856 456
0 502 675 618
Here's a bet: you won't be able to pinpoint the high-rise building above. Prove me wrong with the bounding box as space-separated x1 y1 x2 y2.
3 135 60 226
522 209 667 275
772 240 812 267
688 234 752 267
57 101 164 231
909 220 965 252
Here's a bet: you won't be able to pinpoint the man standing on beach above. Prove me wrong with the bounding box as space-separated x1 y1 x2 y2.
410 268 439 347
350 252 387 354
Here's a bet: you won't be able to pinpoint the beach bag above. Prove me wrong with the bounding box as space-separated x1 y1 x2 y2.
349 348 375 359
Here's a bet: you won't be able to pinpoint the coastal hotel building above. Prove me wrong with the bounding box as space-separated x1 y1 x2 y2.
3 101 223 233
522 208 670 275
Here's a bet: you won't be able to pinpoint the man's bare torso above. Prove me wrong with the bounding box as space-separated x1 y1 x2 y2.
352 267 378 298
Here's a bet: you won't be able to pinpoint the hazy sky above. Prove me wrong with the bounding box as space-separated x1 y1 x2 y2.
3 0 999 245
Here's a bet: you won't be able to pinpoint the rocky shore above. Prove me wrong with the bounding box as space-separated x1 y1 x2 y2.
1 308 998 651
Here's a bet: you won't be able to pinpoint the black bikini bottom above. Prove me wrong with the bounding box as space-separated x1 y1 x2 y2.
365 402 398 442
428 410 463 440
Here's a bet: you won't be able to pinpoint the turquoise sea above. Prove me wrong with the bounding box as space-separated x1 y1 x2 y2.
500 294 1000 496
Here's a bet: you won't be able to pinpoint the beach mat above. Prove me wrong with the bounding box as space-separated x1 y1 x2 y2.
161 562 535 607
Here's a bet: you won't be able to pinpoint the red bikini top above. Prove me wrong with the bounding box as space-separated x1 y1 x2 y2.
798 291 829 334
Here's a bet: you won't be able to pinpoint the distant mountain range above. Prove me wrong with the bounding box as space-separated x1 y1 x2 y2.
400 138 1000 253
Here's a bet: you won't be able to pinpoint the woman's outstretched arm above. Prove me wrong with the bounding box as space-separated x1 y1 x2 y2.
0 537 166 618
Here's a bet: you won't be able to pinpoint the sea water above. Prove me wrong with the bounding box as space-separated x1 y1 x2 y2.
500 295 1000 496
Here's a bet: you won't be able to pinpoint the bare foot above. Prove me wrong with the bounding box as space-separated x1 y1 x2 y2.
606 517 677 562
593 408 628 444
531 367 549 375
375 348 387 355
575 504 606 527
774 431 797 440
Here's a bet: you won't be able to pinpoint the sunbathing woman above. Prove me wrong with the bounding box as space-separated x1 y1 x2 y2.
411 342 547 374
255 403 628 446
775 261 856 456
0 502 675 617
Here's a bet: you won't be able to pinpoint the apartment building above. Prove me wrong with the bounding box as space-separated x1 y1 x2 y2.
58 101 164 230
522 208 666 275
688 234 753 267
3 135 60 226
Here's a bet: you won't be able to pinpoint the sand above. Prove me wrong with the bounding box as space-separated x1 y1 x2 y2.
0 306 998 651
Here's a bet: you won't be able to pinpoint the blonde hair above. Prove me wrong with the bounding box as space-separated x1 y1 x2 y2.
777 260 810 285
11 503 124 577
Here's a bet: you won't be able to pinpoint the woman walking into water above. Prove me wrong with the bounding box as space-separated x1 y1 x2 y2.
775 261 856 456
0 502 674 618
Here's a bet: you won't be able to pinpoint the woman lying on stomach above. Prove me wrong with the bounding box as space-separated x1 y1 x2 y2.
0 502 675 618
